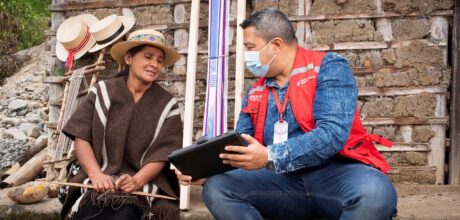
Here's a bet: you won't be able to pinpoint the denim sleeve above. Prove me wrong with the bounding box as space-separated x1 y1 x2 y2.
267 52 358 173
235 88 255 136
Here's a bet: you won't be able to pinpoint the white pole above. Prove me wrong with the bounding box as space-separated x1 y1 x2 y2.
234 0 246 127
180 0 200 210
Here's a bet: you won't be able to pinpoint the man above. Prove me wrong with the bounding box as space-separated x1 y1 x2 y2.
177 8 397 220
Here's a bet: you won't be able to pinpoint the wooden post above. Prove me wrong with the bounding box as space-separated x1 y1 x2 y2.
449 0 460 185
1 148 48 188
304 0 313 46
233 0 246 127
46 0 66 181
295 0 305 45
180 0 201 210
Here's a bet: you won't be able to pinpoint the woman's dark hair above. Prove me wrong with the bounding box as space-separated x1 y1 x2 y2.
127 44 147 57
115 45 148 77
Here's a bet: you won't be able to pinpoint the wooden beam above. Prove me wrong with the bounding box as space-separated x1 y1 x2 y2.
387 166 437 174
50 0 193 11
306 39 448 51
449 0 460 185
362 117 449 126
42 66 105 84
377 143 430 152
46 20 238 35
288 10 453 22
358 86 448 96
47 89 90 106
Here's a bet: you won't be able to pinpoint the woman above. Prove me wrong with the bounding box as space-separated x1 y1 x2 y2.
60 29 182 220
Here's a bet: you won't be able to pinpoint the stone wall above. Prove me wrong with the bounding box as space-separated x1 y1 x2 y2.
49 0 453 184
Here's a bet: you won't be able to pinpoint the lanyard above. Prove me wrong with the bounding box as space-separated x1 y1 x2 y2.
271 87 289 123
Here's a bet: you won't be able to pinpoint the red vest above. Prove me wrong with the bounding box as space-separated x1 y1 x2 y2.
242 47 393 173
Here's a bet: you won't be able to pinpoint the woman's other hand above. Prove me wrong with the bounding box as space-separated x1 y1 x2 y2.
89 172 114 192
115 174 141 193
175 169 206 186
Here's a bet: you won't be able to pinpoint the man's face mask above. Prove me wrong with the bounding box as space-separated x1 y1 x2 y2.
243 40 277 77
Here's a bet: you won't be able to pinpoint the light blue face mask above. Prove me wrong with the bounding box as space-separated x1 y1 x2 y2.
243 41 277 77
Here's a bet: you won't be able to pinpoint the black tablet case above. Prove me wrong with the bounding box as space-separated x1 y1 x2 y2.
168 130 246 180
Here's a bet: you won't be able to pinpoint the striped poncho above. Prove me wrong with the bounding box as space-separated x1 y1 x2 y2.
61 76 182 219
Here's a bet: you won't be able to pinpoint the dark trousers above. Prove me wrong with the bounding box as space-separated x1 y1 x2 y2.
73 200 143 220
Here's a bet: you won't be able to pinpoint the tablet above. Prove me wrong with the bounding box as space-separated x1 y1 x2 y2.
168 130 246 180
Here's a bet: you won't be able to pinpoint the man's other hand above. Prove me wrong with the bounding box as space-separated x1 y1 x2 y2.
220 134 268 170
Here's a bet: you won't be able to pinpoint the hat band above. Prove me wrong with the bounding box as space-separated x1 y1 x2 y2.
69 26 91 54
96 24 125 45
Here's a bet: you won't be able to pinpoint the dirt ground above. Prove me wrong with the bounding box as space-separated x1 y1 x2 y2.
1 184 459 219
395 184 460 219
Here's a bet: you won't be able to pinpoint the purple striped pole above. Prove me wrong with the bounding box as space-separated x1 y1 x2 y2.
203 0 229 138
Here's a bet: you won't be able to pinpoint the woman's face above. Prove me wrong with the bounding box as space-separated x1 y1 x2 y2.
125 45 165 84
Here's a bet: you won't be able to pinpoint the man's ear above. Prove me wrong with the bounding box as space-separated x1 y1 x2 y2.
271 37 284 53
124 54 132 65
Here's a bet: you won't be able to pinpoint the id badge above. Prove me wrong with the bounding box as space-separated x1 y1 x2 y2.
273 121 288 144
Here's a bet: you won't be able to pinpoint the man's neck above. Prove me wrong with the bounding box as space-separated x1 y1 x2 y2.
274 44 298 88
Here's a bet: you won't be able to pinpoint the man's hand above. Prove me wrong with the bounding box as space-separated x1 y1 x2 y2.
220 134 268 170
89 172 114 192
175 169 207 186
115 174 141 193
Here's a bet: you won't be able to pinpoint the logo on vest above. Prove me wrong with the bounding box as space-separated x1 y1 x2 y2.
296 76 316 86
249 94 263 101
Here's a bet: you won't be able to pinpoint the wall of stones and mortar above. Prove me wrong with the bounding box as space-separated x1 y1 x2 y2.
48 0 453 184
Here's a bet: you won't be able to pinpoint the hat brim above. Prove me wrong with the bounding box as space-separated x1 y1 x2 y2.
55 14 98 62
56 37 96 62
89 16 135 53
110 41 180 66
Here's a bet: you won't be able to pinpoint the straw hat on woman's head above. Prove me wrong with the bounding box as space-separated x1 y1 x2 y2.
110 29 180 66
89 14 135 53
56 14 99 67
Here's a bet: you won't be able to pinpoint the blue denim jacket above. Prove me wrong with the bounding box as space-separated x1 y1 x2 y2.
236 52 358 174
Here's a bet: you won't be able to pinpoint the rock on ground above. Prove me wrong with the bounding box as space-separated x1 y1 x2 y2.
0 44 49 169
0 139 29 169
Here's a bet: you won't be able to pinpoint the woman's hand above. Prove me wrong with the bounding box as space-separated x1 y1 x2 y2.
89 172 114 192
115 174 141 193
175 169 206 186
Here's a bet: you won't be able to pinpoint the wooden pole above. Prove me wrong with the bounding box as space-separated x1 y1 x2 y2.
89 48 106 88
0 163 20 181
64 61 105 76
233 0 246 127
47 182 177 200
1 148 48 188
449 0 460 185
179 0 200 210
47 0 66 182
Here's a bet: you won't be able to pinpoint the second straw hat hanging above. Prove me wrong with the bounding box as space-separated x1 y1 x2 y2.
89 14 136 53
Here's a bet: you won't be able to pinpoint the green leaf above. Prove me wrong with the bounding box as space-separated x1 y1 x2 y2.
55 68 65 76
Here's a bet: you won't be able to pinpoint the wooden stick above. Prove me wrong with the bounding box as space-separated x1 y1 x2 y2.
64 61 105 76
49 182 177 200
180 0 201 210
233 0 246 127
89 48 105 88
1 148 48 188
0 162 20 181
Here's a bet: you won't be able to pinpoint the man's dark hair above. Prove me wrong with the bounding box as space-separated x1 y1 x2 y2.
240 8 297 44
